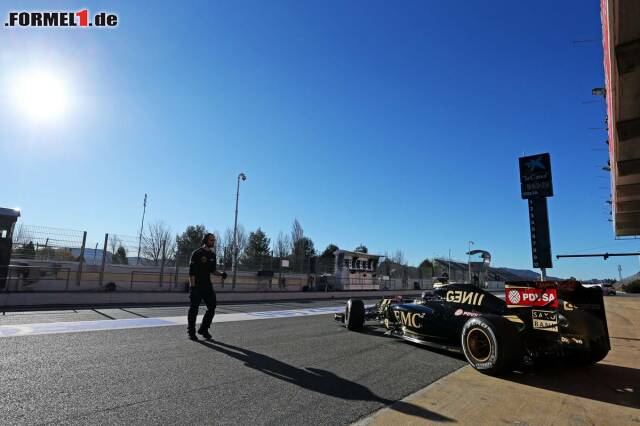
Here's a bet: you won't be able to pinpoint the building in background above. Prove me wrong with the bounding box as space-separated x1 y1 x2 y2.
601 0 640 236
333 249 382 290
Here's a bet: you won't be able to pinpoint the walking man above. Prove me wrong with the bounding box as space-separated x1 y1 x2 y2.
188 233 226 340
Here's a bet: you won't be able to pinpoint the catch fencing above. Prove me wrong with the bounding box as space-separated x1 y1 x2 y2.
5 224 432 294
12 224 86 262
0 262 431 293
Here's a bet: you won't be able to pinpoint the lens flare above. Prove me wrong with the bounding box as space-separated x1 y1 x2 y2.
11 69 69 122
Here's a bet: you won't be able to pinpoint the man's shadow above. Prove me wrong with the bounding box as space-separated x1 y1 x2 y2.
198 339 454 422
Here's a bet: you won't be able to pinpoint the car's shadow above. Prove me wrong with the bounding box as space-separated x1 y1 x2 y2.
363 326 639 409
501 361 640 409
361 326 466 360
197 339 455 422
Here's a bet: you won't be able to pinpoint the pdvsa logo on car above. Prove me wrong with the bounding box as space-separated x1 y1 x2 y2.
506 288 558 308
454 309 481 318
4 10 118 28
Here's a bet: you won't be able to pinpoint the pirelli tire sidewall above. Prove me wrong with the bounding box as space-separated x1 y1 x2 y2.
345 299 365 331
461 315 522 376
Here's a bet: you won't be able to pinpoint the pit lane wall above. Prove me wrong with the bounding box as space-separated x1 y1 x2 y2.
2 260 433 293
1 260 435 309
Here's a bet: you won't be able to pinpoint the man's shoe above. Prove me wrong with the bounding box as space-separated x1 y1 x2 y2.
197 329 213 340
188 333 199 341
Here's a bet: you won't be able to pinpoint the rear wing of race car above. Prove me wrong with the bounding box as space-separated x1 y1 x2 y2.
505 280 603 307
505 280 610 344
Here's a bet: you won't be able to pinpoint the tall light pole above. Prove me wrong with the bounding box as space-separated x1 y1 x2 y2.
467 241 474 283
137 193 147 265
232 173 247 289
618 264 623 281
448 249 451 279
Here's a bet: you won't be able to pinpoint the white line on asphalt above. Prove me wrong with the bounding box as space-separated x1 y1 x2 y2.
0 306 347 338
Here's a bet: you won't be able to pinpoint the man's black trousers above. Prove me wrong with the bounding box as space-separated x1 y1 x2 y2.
188 287 217 333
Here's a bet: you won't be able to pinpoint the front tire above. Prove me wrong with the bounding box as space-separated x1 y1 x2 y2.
461 315 522 376
345 299 365 331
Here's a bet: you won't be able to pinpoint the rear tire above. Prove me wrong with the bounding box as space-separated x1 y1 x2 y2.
461 315 522 376
345 299 365 331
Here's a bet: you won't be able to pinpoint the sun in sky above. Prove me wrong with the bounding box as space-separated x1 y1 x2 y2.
9 68 70 123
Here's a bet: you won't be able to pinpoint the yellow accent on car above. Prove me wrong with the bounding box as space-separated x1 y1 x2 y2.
502 315 524 324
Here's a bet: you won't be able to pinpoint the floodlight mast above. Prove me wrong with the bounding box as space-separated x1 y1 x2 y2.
232 173 247 288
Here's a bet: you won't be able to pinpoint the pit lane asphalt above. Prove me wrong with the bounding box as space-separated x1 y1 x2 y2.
0 301 465 425
0 300 365 325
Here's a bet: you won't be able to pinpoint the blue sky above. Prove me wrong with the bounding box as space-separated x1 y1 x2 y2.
1 0 635 279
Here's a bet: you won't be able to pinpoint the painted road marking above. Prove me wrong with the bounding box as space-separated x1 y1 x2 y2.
0 305 348 338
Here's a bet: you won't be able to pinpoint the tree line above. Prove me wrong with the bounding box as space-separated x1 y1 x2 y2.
134 218 396 272
12 218 423 275
173 218 320 270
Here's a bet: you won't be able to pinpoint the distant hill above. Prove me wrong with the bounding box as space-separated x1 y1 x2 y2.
493 267 563 281
433 259 564 282
496 268 539 280
617 272 640 288
71 248 110 265
70 248 154 266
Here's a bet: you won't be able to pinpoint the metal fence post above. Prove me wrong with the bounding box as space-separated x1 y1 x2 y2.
99 233 108 288
65 268 71 291
159 239 166 288
173 261 179 292
75 231 87 288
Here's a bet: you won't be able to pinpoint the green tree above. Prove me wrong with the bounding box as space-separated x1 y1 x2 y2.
290 219 304 246
291 237 315 273
176 224 208 265
318 244 339 273
112 246 129 265
418 258 433 278
242 228 271 269
321 244 339 259
354 244 368 253
293 237 316 258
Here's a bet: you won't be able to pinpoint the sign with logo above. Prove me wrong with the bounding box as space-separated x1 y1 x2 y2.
519 153 553 199
531 310 558 332
519 153 553 270
528 198 552 268
506 287 558 308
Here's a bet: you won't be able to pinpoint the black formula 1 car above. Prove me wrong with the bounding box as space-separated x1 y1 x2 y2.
334 281 610 375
